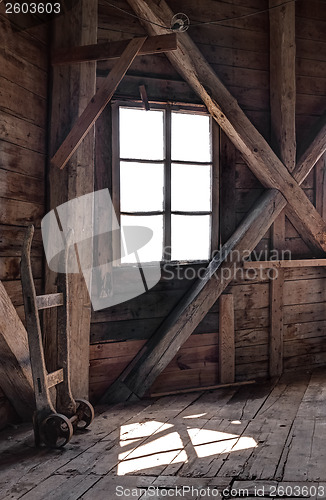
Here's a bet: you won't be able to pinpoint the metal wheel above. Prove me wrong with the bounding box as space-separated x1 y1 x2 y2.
75 399 95 430
40 413 73 448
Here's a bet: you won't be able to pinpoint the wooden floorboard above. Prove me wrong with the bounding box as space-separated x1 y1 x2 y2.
1 368 326 499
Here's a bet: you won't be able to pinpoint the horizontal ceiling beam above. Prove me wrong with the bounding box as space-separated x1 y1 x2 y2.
52 33 177 65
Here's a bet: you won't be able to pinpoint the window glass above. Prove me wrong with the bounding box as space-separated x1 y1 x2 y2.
171 112 211 162
120 215 163 263
120 108 164 160
118 106 213 263
171 215 211 261
171 164 211 212
120 162 164 212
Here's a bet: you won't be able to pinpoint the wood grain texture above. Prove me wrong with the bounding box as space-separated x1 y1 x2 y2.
45 0 97 398
219 294 235 384
52 33 176 64
0 281 34 419
269 0 296 376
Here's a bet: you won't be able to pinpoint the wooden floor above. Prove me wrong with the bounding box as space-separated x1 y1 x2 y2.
1 368 326 499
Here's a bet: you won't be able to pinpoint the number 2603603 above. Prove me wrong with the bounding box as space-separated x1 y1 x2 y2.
5 3 61 14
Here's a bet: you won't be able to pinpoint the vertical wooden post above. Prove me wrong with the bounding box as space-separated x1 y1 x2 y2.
219 294 235 384
93 105 113 302
45 0 97 398
220 132 236 245
269 0 296 377
270 268 284 377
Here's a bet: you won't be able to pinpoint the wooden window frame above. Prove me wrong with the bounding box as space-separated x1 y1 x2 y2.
111 99 219 265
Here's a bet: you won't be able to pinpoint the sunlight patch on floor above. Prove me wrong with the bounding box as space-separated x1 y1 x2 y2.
117 420 258 476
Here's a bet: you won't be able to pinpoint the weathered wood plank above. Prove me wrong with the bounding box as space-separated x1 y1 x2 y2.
0 199 43 227
219 294 235 384
220 133 236 244
0 281 34 419
269 269 284 377
269 0 295 377
0 77 46 128
53 33 176 64
0 168 44 205
47 368 64 388
45 0 97 398
0 113 46 153
35 293 63 310
0 142 45 178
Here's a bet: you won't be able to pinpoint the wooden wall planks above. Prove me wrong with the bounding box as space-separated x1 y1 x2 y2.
0 8 49 428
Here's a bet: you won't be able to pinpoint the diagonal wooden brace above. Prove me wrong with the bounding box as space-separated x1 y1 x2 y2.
51 36 147 170
124 0 326 254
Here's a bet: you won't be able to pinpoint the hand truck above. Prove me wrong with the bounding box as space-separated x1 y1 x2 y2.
21 224 94 448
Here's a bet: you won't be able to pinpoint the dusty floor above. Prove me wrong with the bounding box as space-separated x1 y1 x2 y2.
1 368 326 499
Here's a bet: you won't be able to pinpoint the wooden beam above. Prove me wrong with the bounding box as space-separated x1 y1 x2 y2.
219 294 235 384
139 84 150 110
0 281 34 419
52 33 177 65
150 380 256 398
269 0 296 377
220 133 236 245
270 0 296 172
45 0 97 399
243 259 326 269
35 293 63 310
101 118 326 404
124 0 326 254
51 36 147 170
47 368 64 388
270 268 284 377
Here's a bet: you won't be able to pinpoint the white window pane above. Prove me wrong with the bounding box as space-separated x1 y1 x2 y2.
120 108 164 160
171 215 211 261
121 215 163 263
172 113 211 162
121 162 164 212
171 164 211 212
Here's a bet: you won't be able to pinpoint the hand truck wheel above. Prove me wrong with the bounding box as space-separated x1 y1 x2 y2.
75 399 95 430
39 413 74 449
